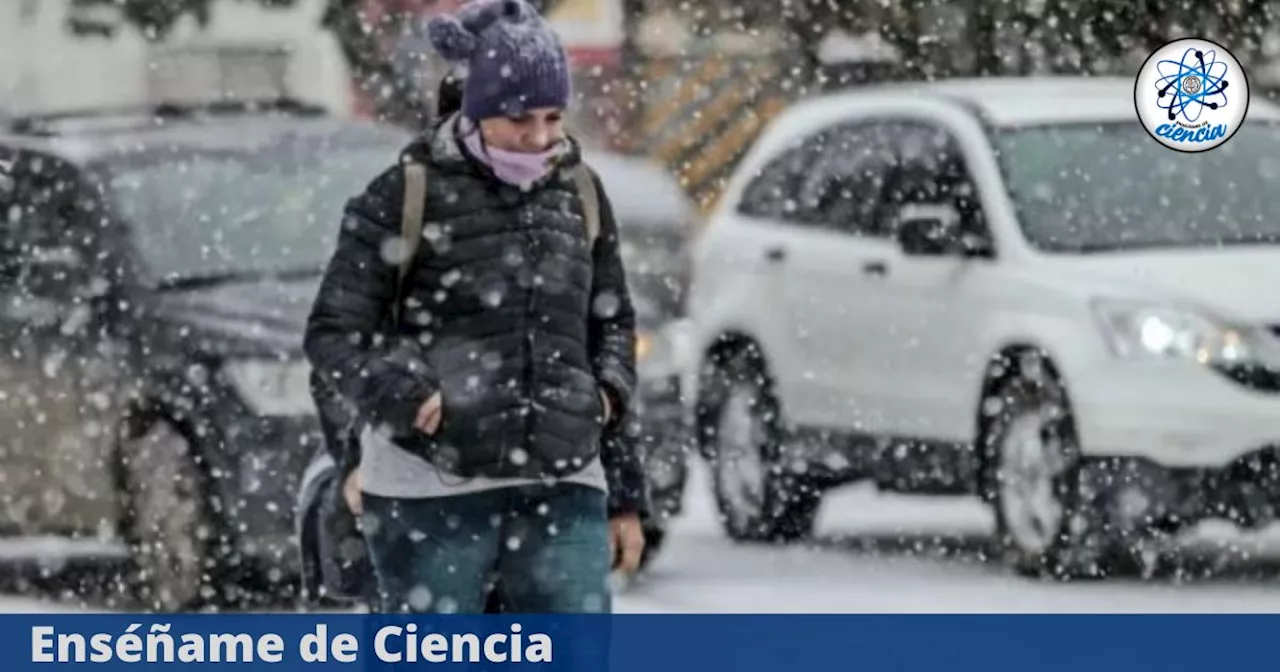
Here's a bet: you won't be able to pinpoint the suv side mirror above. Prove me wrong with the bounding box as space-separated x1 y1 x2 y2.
896 203 962 256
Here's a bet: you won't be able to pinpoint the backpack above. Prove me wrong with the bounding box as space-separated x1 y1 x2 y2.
390 159 602 326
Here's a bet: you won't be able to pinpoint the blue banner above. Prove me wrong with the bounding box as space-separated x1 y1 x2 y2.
4 613 1276 670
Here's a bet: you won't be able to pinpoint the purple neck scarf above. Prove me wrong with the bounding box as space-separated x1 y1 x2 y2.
459 116 565 189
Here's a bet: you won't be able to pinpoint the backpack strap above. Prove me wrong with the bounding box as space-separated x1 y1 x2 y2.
570 164 601 247
393 160 428 327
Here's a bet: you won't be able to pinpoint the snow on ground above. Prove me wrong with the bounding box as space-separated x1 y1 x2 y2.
0 595 115 614
6 458 1280 613
614 459 1280 613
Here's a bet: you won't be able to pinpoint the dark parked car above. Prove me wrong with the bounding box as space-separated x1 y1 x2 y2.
0 99 413 610
295 148 699 606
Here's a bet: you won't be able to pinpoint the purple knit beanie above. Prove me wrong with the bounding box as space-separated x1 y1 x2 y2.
427 0 572 121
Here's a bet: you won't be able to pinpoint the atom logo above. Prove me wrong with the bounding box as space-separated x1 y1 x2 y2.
1136 38 1248 152
1155 47 1229 123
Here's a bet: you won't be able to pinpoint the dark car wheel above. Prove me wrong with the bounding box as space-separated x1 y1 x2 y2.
117 419 219 611
980 352 1142 580
697 345 820 543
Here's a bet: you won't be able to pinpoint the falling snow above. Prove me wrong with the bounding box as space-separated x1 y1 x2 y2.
0 0 1276 618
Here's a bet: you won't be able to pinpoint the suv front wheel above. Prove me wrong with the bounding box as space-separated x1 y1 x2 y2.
696 345 820 542
981 353 1153 579
116 419 220 611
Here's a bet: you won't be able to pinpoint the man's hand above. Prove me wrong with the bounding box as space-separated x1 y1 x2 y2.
415 392 443 435
609 513 645 574
343 468 362 515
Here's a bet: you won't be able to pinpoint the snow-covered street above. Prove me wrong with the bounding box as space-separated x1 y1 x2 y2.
615 460 1280 613
7 457 1280 615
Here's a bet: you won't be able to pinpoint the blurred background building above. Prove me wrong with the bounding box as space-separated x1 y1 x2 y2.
0 0 348 113
6 0 1280 213
0 0 631 133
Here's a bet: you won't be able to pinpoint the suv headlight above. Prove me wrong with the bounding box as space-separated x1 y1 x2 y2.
223 358 315 417
1092 298 1252 364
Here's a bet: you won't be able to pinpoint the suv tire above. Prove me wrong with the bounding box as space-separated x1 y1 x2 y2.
697 345 820 542
117 419 219 611
980 352 1131 579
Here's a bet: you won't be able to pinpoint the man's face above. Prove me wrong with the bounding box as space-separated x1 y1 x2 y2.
479 107 565 153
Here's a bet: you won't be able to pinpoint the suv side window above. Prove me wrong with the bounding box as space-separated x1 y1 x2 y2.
736 131 832 221
798 121 899 238
879 121 989 245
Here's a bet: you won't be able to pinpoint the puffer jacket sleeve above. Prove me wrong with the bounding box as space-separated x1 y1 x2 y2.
304 161 439 440
585 171 648 518
602 421 651 520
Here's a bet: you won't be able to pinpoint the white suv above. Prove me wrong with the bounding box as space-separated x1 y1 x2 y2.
682 76 1280 578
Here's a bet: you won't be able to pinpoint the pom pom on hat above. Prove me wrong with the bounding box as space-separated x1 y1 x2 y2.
429 0 535 62
428 14 478 62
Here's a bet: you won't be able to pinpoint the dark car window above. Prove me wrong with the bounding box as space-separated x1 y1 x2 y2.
736 131 832 222
798 122 899 238
879 122 988 240
102 139 405 282
0 149 101 302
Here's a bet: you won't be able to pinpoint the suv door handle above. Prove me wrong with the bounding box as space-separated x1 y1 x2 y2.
862 260 888 277
764 246 787 263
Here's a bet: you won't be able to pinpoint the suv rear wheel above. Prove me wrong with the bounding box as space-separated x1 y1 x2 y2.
697 345 820 542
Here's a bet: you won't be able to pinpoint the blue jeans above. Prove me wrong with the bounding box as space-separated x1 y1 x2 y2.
361 483 612 614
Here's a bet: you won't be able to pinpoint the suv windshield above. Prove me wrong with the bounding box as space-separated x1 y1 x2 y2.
103 141 402 282
994 122 1280 253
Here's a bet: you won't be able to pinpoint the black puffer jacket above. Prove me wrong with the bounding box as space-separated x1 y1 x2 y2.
304 116 646 516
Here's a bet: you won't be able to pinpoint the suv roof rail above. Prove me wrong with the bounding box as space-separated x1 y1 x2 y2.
7 97 330 136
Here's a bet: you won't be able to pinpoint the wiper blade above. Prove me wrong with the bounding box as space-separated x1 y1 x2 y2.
155 265 324 291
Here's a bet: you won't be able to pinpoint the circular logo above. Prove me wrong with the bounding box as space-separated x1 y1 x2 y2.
1135 37 1249 152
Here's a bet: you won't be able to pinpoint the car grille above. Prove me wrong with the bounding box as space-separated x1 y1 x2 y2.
1214 362 1280 393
